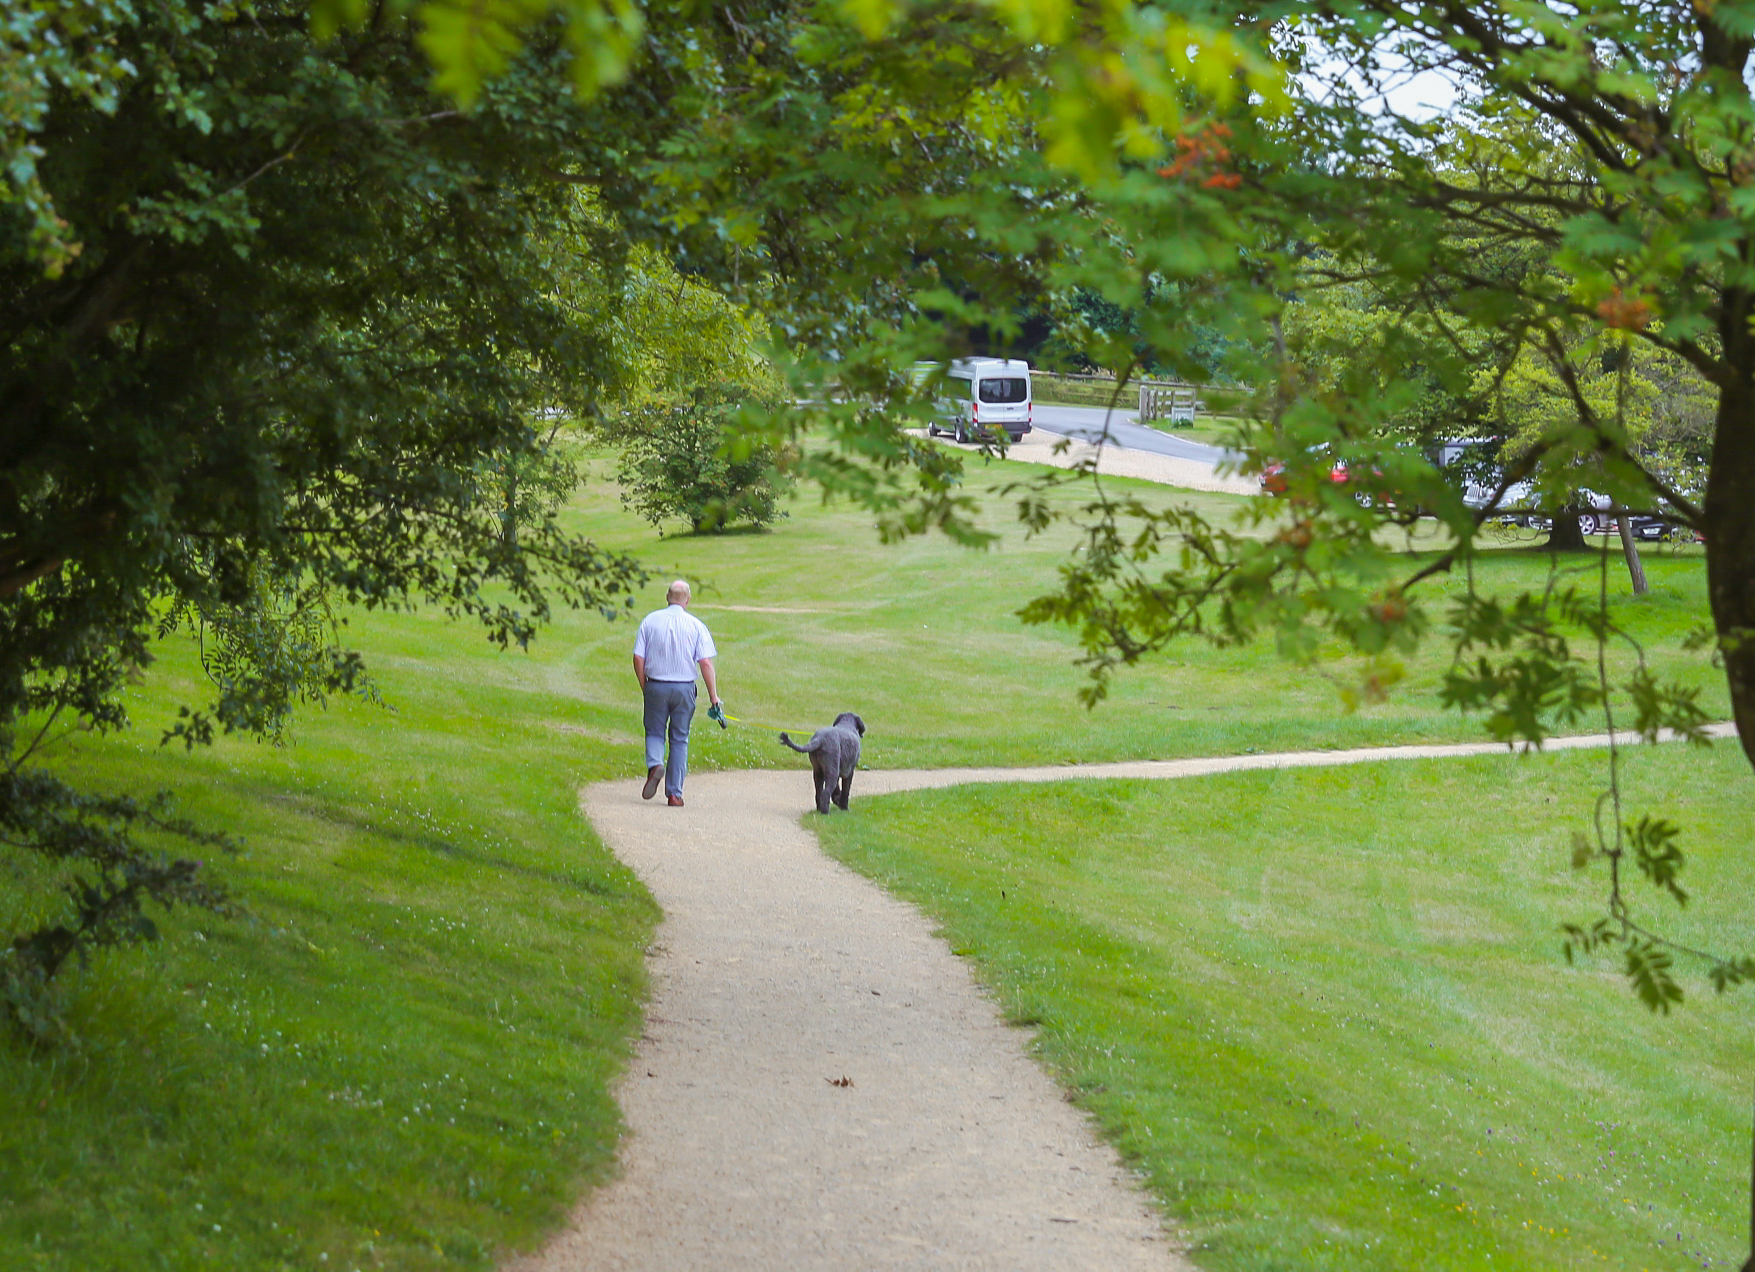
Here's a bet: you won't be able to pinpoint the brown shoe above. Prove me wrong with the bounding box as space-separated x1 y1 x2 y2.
667 794 685 807
642 765 663 800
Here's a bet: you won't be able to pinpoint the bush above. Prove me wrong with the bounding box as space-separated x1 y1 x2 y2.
1198 385 1253 415
614 392 793 533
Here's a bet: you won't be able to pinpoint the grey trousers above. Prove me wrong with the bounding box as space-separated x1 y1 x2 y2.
643 680 697 799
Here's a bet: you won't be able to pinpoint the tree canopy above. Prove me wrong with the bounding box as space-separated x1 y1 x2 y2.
1 1 668 1023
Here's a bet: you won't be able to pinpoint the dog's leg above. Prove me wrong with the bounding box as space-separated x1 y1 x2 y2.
813 757 832 815
834 767 853 811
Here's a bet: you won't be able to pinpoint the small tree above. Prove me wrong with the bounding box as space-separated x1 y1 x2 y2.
615 392 793 533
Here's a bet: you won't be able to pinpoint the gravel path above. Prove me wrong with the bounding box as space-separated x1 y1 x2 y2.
513 726 1735 1271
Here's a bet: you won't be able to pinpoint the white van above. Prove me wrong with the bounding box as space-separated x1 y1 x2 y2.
923 358 1033 443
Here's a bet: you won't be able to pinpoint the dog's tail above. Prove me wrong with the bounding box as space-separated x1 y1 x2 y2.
778 732 818 754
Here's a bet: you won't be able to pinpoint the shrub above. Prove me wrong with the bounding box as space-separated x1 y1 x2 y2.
614 392 793 533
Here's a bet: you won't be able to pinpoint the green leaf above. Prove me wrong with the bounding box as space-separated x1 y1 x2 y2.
838 0 905 40
1626 815 1688 905
1624 941 1684 1014
309 0 372 42
418 0 545 107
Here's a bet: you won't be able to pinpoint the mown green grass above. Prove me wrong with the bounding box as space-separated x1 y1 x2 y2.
0 443 1727 1269
1145 418 1246 448
816 744 1755 1272
562 451 1723 771
1 615 659 1270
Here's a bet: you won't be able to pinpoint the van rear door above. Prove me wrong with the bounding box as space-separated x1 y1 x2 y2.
976 374 1030 434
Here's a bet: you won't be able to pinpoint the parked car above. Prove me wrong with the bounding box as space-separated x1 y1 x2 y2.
1463 481 1613 533
1625 515 1700 542
1462 479 1536 521
921 357 1034 443
1259 451 1351 496
1563 492 1616 536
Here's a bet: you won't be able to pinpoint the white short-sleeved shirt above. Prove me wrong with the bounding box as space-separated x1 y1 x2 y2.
633 604 718 682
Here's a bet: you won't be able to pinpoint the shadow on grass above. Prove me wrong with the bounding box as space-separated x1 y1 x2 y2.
263 791 626 898
658 522 781 539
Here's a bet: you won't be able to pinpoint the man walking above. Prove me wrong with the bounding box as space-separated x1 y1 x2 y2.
632 580 721 807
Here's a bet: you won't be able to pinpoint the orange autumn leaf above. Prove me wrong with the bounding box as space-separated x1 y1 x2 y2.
1596 289 1654 331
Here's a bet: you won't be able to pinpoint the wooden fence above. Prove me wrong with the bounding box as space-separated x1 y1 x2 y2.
1137 382 1199 423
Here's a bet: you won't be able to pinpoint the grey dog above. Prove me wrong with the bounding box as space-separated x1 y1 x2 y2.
779 712 865 814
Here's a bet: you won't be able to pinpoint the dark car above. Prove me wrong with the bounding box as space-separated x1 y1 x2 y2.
1626 515 1695 542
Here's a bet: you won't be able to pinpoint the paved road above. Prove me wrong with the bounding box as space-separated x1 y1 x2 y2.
1030 404 1242 466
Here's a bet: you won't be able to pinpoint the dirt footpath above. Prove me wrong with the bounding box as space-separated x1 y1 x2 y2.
514 726 1735 1271
514 767 1187 1272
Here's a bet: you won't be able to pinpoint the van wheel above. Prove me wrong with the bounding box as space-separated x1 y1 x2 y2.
927 423 940 437
953 422 968 443
1578 513 1599 536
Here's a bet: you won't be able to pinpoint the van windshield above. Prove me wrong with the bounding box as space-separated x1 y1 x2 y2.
978 377 1028 404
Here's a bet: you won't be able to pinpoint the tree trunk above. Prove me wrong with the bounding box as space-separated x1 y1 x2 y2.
1546 509 1588 552
1743 1076 1755 1272
500 465 518 550
1705 305 1755 774
1617 516 1649 595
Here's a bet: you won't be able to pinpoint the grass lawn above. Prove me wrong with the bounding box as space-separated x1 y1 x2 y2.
1 611 660 1270
816 743 1755 1272
1143 418 1247 449
561 450 1724 771
0 442 1730 1269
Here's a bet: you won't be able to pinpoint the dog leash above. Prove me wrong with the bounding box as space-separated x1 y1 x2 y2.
708 704 810 735
714 706 870 769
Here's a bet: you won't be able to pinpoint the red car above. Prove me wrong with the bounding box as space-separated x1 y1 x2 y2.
1259 457 1351 496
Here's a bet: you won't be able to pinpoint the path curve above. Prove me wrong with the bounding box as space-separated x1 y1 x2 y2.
513 725 1734 1271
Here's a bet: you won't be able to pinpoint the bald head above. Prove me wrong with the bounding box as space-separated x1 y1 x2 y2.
667 580 692 606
